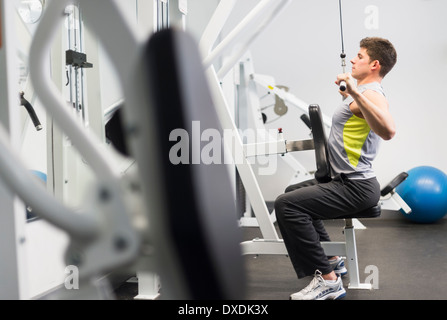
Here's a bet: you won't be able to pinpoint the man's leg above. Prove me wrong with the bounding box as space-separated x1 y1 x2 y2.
285 179 332 243
275 175 380 299
275 180 343 279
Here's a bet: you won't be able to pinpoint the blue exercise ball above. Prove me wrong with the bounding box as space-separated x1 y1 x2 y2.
31 170 47 184
396 166 447 223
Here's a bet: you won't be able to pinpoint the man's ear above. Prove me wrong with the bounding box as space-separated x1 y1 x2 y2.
371 60 380 71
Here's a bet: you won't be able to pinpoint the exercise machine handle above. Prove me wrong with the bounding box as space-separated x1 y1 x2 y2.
20 92 42 131
339 53 347 92
300 114 312 129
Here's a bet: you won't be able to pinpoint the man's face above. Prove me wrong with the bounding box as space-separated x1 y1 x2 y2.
350 47 374 80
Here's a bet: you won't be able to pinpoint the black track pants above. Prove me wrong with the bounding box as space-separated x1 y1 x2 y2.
274 174 380 279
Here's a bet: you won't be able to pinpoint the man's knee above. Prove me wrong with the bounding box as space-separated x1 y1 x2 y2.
274 193 288 218
275 193 314 229
275 193 300 221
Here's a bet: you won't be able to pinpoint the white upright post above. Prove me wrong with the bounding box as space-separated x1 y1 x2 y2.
0 0 29 300
134 271 161 300
344 220 372 290
134 0 165 300
170 0 188 31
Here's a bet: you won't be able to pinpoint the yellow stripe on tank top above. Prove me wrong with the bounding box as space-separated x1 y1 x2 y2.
343 115 371 168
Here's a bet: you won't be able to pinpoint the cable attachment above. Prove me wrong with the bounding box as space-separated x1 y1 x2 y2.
339 52 347 92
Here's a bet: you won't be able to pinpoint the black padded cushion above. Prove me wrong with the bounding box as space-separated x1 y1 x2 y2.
309 105 332 183
144 29 245 299
340 205 382 219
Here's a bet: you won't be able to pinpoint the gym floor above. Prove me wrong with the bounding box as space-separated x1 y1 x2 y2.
114 210 447 300
243 210 447 300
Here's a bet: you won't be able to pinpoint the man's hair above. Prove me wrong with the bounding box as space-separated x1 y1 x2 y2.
360 37 397 78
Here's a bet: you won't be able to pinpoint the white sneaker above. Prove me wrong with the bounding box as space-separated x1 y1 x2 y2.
330 257 348 277
290 270 346 300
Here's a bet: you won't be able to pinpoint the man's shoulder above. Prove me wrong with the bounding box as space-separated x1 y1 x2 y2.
360 82 386 98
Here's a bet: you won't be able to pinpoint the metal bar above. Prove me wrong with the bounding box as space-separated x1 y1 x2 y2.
286 139 315 153
199 0 237 57
344 226 372 290
203 0 280 69
206 67 280 240
216 0 292 79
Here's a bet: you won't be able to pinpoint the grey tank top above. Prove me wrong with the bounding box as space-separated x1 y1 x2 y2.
327 82 385 180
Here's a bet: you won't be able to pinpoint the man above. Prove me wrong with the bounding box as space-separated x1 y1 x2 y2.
274 37 397 300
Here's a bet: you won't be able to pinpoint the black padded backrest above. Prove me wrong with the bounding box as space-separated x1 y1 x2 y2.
309 105 332 183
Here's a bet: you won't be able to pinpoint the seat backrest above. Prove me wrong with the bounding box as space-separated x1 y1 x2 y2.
309 105 332 183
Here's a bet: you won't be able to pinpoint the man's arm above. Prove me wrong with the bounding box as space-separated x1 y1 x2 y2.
337 74 396 141
350 90 396 141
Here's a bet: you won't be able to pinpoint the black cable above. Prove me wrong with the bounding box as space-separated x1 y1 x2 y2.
338 0 345 55
338 0 347 92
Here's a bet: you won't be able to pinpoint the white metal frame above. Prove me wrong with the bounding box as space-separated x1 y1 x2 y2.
236 52 314 227
0 0 148 299
201 0 293 252
0 0 29 299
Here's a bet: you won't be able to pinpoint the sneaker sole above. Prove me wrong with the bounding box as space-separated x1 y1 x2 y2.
317 289 347 300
